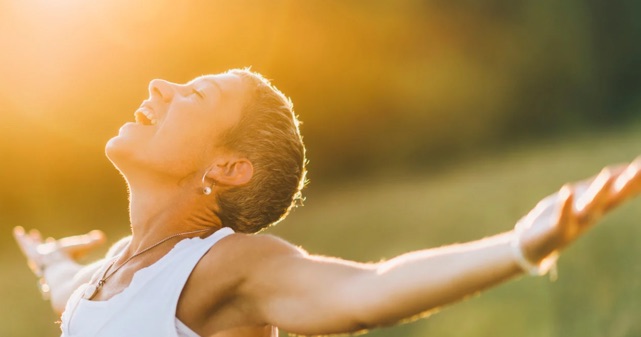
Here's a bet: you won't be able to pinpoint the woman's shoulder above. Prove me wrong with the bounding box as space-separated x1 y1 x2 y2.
215 231 305 260
195 232 305 283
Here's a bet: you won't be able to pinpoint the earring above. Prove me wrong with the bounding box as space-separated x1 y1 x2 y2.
201 170 215 195
203 186 212 195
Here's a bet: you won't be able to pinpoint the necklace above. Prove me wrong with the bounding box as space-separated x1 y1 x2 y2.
82 228 211 300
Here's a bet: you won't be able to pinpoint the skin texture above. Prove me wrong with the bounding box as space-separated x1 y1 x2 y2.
13 70 641 336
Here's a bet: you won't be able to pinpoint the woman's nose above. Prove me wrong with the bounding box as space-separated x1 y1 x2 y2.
148 79 174 103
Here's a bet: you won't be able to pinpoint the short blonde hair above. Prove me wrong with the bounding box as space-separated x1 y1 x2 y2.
215 68 307 233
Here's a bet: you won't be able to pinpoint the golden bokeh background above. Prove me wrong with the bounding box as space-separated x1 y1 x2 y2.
1 1 640 336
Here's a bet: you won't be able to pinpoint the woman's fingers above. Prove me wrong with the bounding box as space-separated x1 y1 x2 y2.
569 158 641 225
572 164 625 203
518 159 640 262
14 227 106 260
557 185 575 227
57 230 106 258
608 159 641 209
57 230 105 248
13 226 46 275
13 226 38 257
555 185 578 246
575 168 614 224
13 226 28 254
29 228 42 242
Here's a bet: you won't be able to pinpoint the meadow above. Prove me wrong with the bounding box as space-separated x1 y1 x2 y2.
2 123 640 337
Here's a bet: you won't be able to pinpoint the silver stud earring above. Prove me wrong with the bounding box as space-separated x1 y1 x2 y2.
203 186 212 195
201 170 215 195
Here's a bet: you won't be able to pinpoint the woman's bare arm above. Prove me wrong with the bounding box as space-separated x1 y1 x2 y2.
233 231 519 335
13 229 131 314
228 159 641 336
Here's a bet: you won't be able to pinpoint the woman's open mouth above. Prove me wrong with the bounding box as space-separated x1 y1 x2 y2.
134 108 158 126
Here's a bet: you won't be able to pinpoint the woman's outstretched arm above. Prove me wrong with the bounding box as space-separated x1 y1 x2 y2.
221 159 641 336
13 229 130 313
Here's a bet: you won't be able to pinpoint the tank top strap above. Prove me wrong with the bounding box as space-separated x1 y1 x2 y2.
162 227 236 312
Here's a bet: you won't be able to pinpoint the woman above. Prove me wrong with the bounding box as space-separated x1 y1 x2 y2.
14 68 641 337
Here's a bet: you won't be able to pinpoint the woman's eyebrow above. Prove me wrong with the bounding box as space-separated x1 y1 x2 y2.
200 78 223 95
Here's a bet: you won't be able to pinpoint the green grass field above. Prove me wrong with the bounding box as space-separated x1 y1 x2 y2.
2 124 641 337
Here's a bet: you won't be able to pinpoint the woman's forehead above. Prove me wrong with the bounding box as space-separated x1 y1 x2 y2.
195 73 245 94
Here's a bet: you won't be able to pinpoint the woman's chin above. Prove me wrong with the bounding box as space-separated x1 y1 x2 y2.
105 135 140 170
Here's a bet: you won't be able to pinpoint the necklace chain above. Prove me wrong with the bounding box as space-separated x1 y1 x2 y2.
83 228 211 300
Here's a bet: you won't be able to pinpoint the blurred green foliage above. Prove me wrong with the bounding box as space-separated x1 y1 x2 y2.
0 0 640 336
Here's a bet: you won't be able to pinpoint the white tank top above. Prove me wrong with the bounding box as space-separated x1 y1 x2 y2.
59 227 235 337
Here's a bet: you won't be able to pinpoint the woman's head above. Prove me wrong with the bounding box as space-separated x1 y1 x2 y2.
214 69 307 233
106 68 307 234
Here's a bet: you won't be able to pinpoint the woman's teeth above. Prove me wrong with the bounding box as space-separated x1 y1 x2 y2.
134 109 158 125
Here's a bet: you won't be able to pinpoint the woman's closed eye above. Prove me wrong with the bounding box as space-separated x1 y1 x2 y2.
192 88 205 100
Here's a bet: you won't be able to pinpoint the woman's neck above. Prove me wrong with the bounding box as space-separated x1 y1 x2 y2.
126 183 222 255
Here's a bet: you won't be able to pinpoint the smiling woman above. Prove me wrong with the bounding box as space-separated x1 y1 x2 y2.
105 73 249 177
12 67 641 337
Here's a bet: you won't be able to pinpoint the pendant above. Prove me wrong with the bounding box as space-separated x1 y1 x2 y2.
82 283 100 300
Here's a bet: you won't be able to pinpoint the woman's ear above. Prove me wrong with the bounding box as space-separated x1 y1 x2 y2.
207 157 254 187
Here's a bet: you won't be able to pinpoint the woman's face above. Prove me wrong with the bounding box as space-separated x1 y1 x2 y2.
105 72 248 184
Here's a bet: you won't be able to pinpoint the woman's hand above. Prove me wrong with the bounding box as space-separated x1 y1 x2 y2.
13 227 106 277
517 157 641 265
